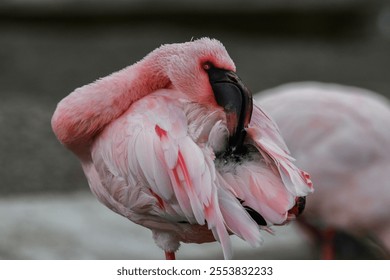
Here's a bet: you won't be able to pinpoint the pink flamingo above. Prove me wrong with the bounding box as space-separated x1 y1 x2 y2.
256 82 390 259
52 38 312 260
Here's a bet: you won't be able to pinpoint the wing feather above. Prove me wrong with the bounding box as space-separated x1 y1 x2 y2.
90 93 281 259
248 104 313 196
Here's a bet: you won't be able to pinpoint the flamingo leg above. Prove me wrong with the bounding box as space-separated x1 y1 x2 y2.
165 251 176 260
321 228 336 260
298 217 335 259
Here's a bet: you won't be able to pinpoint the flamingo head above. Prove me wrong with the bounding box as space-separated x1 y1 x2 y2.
161 37 253 153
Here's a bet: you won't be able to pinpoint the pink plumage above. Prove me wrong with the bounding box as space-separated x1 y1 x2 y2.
52 38 312 259
256 82 390 258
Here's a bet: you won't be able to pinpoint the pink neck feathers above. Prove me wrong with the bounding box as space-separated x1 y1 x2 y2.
51 52 170 157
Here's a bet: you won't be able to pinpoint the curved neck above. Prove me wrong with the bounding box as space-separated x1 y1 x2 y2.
52 52 170 158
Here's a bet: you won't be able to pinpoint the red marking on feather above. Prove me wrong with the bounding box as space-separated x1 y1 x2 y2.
149 189 165 210
177 150 193 189
172 168 182 188
170 150 192 190
301 171 313 188
204 204 213 218
155 125 168 139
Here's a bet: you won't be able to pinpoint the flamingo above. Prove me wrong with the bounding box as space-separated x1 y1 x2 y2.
51 38 313 260
256 82 390 259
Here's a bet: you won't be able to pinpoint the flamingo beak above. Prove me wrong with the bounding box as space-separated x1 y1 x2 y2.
207 67 253 154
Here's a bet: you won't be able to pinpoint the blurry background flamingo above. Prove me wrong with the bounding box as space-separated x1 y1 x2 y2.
256 82 390 259
1 0 390 259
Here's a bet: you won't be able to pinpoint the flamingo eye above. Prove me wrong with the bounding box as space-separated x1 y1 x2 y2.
202 61 213 71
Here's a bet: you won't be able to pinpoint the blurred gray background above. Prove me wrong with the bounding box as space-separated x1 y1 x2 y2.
1 0 389 259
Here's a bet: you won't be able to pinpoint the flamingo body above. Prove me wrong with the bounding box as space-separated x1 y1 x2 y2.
52 39 312 259
256 82 390 256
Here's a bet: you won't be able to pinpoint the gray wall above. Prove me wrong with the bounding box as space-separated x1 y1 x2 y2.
1 0 389 195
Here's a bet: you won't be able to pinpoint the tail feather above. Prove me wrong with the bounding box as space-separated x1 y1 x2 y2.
246 127 313 197
220 162 294 225
218 186 264 247
204 194 233 259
